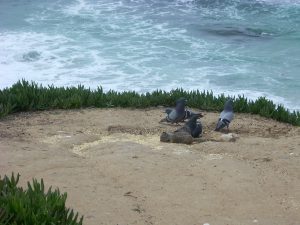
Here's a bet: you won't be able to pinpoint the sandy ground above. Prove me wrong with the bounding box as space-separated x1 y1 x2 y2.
0 108 300 225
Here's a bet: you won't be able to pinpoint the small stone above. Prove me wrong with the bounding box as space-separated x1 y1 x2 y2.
220 133 238 142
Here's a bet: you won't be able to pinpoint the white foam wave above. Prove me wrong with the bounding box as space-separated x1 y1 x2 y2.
64 0 89 15
0 0 299 111
0 31 116 88
0 30 298 110
258 0 300 5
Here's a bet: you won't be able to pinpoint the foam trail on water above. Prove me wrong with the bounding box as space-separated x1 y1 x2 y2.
0 31 116 88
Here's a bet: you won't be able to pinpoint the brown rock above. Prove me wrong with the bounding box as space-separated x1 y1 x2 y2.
160 131 194 144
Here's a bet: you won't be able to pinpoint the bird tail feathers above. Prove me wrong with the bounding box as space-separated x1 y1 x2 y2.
215 119 230 131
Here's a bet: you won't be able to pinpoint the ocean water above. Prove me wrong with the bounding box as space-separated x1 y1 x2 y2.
0 0 299 110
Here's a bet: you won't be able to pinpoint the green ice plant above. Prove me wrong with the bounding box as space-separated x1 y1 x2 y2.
0 173 83 225
0 80 299 125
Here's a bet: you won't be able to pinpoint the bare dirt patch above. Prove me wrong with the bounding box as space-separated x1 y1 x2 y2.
0 108 299 225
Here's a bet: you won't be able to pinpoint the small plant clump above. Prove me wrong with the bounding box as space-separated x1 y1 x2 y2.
0 80 299 125
0 173 83 225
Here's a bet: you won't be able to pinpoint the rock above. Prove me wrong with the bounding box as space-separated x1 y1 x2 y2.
220 133 238 142
160 131 194 144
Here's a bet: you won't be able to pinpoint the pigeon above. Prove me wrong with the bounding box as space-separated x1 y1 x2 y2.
165 108 203 121
162 97 187 124
185 109 203 120
175 114 202 138
215 99 234 131
162 97 203 123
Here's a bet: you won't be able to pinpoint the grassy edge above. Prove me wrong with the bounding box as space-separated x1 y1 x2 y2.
0 80 299 126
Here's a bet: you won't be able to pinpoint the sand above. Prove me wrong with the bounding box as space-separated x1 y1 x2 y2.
0 108 299 225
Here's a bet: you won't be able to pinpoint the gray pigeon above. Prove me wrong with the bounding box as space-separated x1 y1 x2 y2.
163 98 187 124
215 99 234 131
185 109 203 120
176 114 202 138
163 97 203 123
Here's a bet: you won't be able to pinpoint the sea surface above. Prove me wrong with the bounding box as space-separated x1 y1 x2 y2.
0 0 299 110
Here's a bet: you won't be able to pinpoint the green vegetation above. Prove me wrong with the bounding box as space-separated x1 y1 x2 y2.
0 173 83 225
0 80 299 125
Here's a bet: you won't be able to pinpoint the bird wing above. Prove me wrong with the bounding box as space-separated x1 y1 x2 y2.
167 110 178 121
165 108 172 114
168 108 187 123
186 110 203 119
220 110 234 122
215 118 226 131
